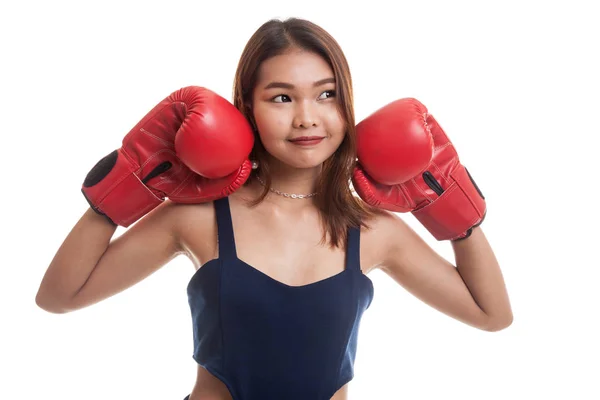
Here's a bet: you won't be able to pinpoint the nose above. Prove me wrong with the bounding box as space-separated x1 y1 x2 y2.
293 100 319 129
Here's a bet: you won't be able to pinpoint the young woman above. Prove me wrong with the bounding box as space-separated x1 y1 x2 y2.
36 17 513 400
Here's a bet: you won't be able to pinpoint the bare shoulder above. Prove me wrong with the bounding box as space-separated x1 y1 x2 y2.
169 199 218 268
359 208 413 273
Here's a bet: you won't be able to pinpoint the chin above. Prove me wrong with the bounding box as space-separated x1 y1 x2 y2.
275 158 323 170
282 152 336 169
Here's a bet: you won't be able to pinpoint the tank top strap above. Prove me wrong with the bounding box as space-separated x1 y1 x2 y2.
345 225 362 272
213 196 237 261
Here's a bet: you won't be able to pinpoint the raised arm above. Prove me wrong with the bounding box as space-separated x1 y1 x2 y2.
36 86 255 312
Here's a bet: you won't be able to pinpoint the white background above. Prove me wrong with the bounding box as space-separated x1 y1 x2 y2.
2 0 598 399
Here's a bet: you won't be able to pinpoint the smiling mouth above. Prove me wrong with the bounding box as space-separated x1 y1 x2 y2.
288 136 325 142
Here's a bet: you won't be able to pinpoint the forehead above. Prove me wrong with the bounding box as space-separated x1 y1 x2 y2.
256 50 334 87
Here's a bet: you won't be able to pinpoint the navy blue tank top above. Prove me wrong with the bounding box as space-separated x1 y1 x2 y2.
186 196 374 400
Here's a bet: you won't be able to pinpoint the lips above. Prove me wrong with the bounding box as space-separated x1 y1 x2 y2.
288 136 325 147
289 136 325 142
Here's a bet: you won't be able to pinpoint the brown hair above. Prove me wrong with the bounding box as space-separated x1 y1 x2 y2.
232 17 382 248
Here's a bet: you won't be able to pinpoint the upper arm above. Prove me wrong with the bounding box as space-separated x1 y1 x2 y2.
375 212 489 330
65 200 185 312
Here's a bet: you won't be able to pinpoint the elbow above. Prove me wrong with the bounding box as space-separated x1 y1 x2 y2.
482 314 514 332
35 292 71 314
35 298 66 314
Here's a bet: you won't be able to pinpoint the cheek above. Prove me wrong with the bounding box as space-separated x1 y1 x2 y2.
254 107 289 139
324 111 346 138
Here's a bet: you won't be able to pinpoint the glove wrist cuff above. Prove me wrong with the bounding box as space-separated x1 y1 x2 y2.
412 165 486 241
81 149 164 227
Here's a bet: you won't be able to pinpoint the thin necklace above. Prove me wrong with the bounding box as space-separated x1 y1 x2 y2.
255 176 317 199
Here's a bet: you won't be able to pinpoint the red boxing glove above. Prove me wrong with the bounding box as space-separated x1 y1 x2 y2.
352 98 486 241
82 86 254 227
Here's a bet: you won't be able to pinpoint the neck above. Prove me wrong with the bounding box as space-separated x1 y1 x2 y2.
252 160 322 206
271 156 321 190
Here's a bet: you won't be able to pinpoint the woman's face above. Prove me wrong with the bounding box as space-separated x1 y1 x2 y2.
251 49 346 170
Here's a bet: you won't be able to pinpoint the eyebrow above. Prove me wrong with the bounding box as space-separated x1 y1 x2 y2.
263 77 336 90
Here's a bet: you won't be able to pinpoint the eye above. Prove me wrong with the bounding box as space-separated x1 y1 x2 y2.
318 90 336 100
271 94 291 103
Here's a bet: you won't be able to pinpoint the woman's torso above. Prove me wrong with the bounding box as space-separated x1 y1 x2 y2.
175 188 387 400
